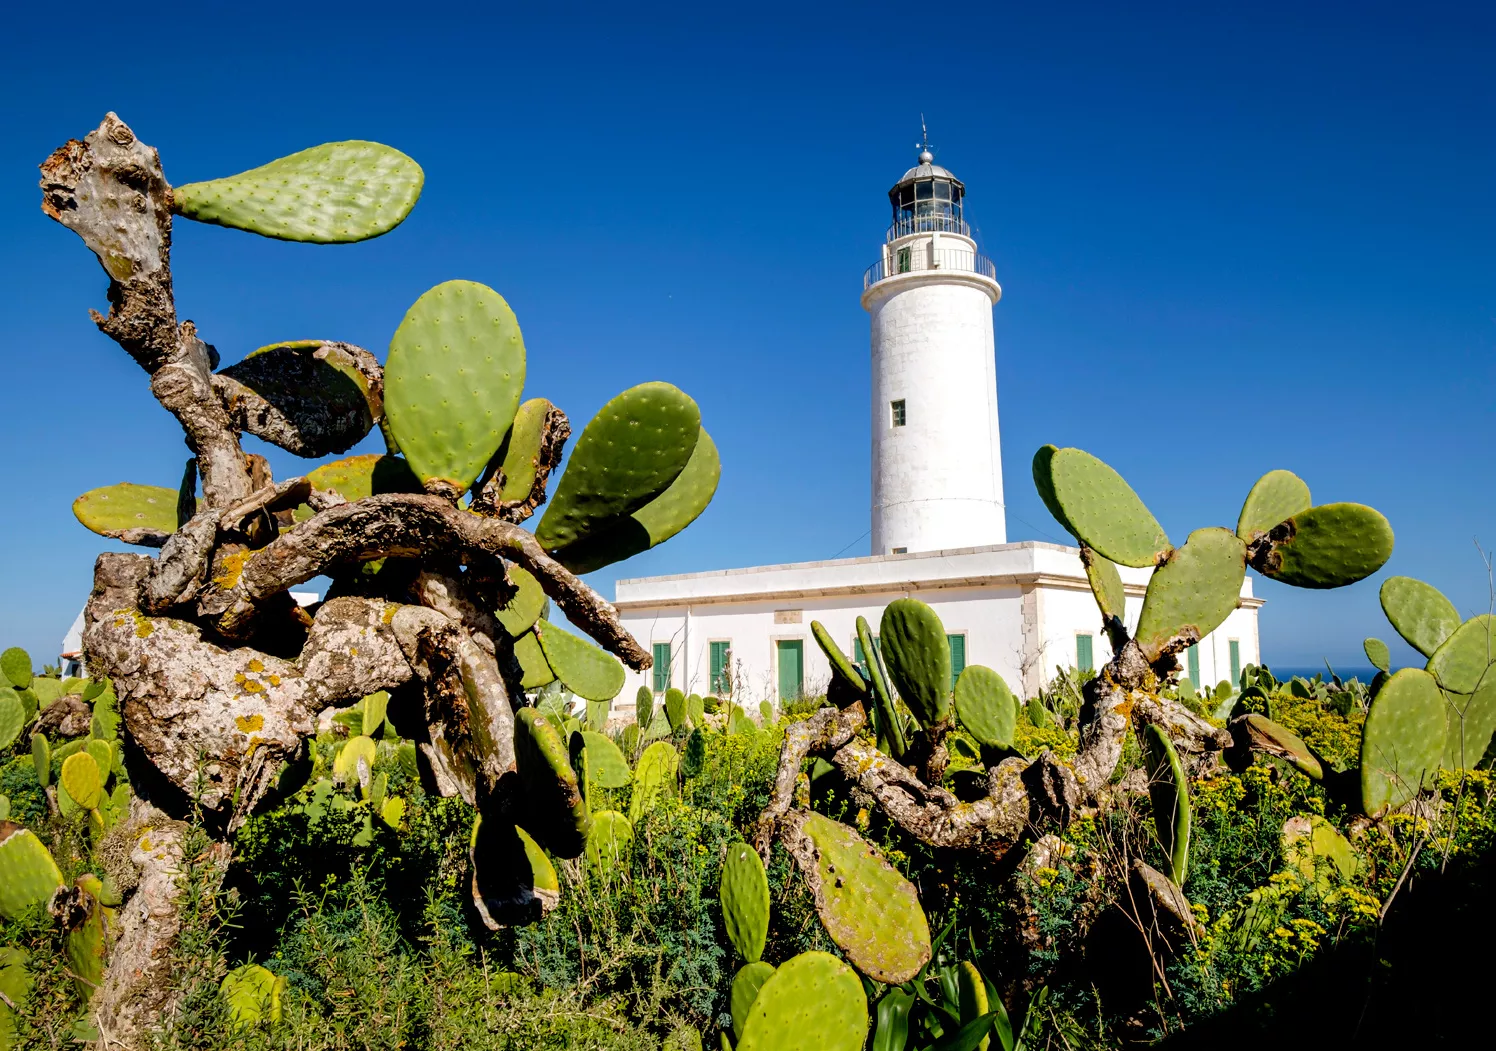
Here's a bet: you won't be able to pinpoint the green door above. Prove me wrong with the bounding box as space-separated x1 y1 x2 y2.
777 640 804 701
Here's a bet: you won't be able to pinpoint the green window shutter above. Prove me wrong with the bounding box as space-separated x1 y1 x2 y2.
1229 640 1241 686
853 636 880 676
709 641 731 694
1186 644 1201 684
777 640 804 701
652 642 672 693
1076 634 1093 672
947 634 966 688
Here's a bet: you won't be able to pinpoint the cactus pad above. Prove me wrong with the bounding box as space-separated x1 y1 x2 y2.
0 824 63 920
61 752 102 811
1143 725 1191 885
580 730 631 788
536 383 700 553
1134 528 1247 662
0 692 21 751
1240 714 1323 780
791 811 930 983
1444 681 1496 771
0 945 30 1049
384 281 526 494
0 648 30 690
73 483 179 538
86 739 113 784
1043 448 1171 568
879 599 951 729
62 876 110 998
1281 815 1356 892
665 688 687 732
1252 503 1394 589
220 963 287 1027
1031 444 1077 537
1426 614 1496 695
31 734 49 787
1236 469 1311 540
219 341 377 457
493 398 560 504
720 840 770 962
361 691 389 738
858 616 905 757
1380 576 1461 658
811 620 867 695
514 709 590 857
332 736 377 787
585 809 634 873
513 631 556 689
954 665 1017 749
686 692 705 728
494 565 548 636
1081 546 1127 628
1360 668 1446 815
535 622 625 701
173 140 422 243
730 961 776 1040
636 686 655 732
737 950 867 1051
469 816 560 928
628 741 678 824
1364 637 1391 674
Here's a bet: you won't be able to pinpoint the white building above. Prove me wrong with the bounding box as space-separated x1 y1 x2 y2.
614 148 1261 708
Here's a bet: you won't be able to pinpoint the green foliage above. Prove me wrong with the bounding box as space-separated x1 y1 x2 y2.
71 482 180 539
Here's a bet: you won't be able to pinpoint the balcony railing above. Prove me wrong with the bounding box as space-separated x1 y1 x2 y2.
886 215 971 241
864 246 997 291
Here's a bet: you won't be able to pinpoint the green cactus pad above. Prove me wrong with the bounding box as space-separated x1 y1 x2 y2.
1031 444 1077 538
584 809 634 873
0 824 64 920
62 876 109 998
1253 503 1394 590
1444 681 1496 771
580 731 631 788
0 692 21 751
1364 637 1391 674
1426 614 1496 695
0 649 30 690
794 811 930 983
1360 668 1446 816
665 688 687 732
384 281 526 494
1379 576 1461 658
0 945 31 1050
1281 815 1357 892
856 616 905 758
332 736 377 787
953 665 1017 749
513 631 556 690
1081 546 1127 627
221 963 287 1027
1143 724 1192 885
686 693 705 728
636 686 655 731
219 341 376 457
1134 528 1247 663
31 735 49 787
361 691 388 738
514 709 590 858
737 950 868 1051
492 565 547 637
72 483 179 538
628 741 678 824
60 752 102 811
552 427 721 574
720 840 770 963
173 140 422 243
879 599 951 729
536 383 701 553
1240 714 1323 780
957 961 992 1051
469 816 560 927
1236 469 1312 540
86 739 112 784
730 960 776 1040
493 398 559 504
811 620 867 695
535 622 625 702
1044 448 1171 568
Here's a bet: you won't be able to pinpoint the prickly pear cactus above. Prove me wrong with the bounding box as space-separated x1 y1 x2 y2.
218 341 378 457
628 741 678 824
514 709 591 858
61 752 102 811
469 817 560 928
1143 725 1191 885
0 692 21 751
811 620 866 695
0 946 31 1050
953 665 1017 749
496 566 547 636
30 735 49 788
493 398 560 504
686 692 705 728
1133 528 1247 662
1364 637 1391 674
332 736 377 788
636 685 655 734
584 809 634 874
858 616 905 758
72 482 180 539
736 951 868 1051
62 875 111 998
1426 614 1496 695
665 688 688 732
220 962 287 1027
535 622 625 701
172 140 423 243
514 631 556 689
1235 469 1311 540
957 961 992 1051
1080 545 1127 631
729 960 776 1040
1239 714 1324 780
0 648 30 690
720 840 770 963
580 731 631 788
1037 447 1171 568
1380 575 1462 658
1360 668 1446 816
1249 503 1393 589
1281 815 1356 892
0 824 64 920
879 599 951 729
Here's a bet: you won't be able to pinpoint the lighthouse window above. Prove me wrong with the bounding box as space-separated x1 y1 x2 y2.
914 181 933 200
891 399 906 427
934 181 951 200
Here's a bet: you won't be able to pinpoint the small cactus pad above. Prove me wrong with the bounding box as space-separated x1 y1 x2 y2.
469 816 560 928
954 665 1018 749
1364 637 1391 674
172 140 422 243
513 631 556 690
1251 503 1394 589
686 693 705 728
31 734 50 787
60 752 102 811
665 688 687 732
1031 444 1077 537
811 620 867 695
730 961 776 1040
636 685 655 732
0 823 64 920
332 736 377 787
1236 469 1311 540
791 811 930 983
1281 815 1356 891
536 383 701 553
220 963 287 1027
859 616 905 758
1043 448 1171 568
0 945 31 1048
1360 668 1446 816
1426 614 1496 695
1143 725 1192 885
72 483 179 539
0 648 30 690
879 599 951 729
1380 576 1461 658
494 398 560 504
1134 528 1247 663
720 840 770 963
219 341 376 457
580 731 631 788
585 809 634 873
0 691 21 751
957 961 992 1051
1081 545 1127 626
361 691 388 738
385 281 526 494
628 741 678 824
737 951 868 1051
1240 714 1324 780
514 709 590 858
535 622 625 701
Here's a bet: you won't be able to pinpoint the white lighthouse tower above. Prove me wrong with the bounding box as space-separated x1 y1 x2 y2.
862 146 1005 555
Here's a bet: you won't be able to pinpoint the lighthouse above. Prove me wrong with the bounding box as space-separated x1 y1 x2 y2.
862 148 1005 555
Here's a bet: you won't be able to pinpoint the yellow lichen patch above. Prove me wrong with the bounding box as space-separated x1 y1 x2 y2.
266 674 281 686
212 549 252 590
241 679 265 694
132 610 155 638
247 658 265 673
236 713 265 733
382 604 398 625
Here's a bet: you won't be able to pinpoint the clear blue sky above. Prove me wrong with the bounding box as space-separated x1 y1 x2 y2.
0 2 1491 672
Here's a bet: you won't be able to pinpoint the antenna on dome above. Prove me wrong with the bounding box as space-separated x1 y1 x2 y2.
917 115 933 163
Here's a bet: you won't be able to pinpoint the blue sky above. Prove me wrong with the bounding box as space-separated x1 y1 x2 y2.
0 2 1490 671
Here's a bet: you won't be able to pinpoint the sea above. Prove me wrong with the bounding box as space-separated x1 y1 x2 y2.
1263 665 1379 685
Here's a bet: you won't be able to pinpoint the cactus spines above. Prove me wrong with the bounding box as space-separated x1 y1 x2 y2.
879 599 951 729
629 741 678 824
665 688 688 732
496 566 547 636
1360 668 1446 816
1249 503 1394 589
580 731 631 788
72 483 180 540
172 140 423 243
785 810 930 983
1235 469 1312 541
384 280 526 495
811 620 866 696
0 648 30 690
535 622 625 701
0 691 21 750
1143 724 1191 885
1038 447 1171 568
1380 575 1462 658
584 809 634 874
953 665 1017 749
736 950 868 1051
536 382 701 554
513 709 591 858
513 631 556 690
857 616 905 758
1133 528 1248 663
61 751 102 811
220 962 288 1027
720 840 770 963
31 734 49 787
469 816 560 928
729 960 776 1040
1364 637 1391 674
0 823 64 920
